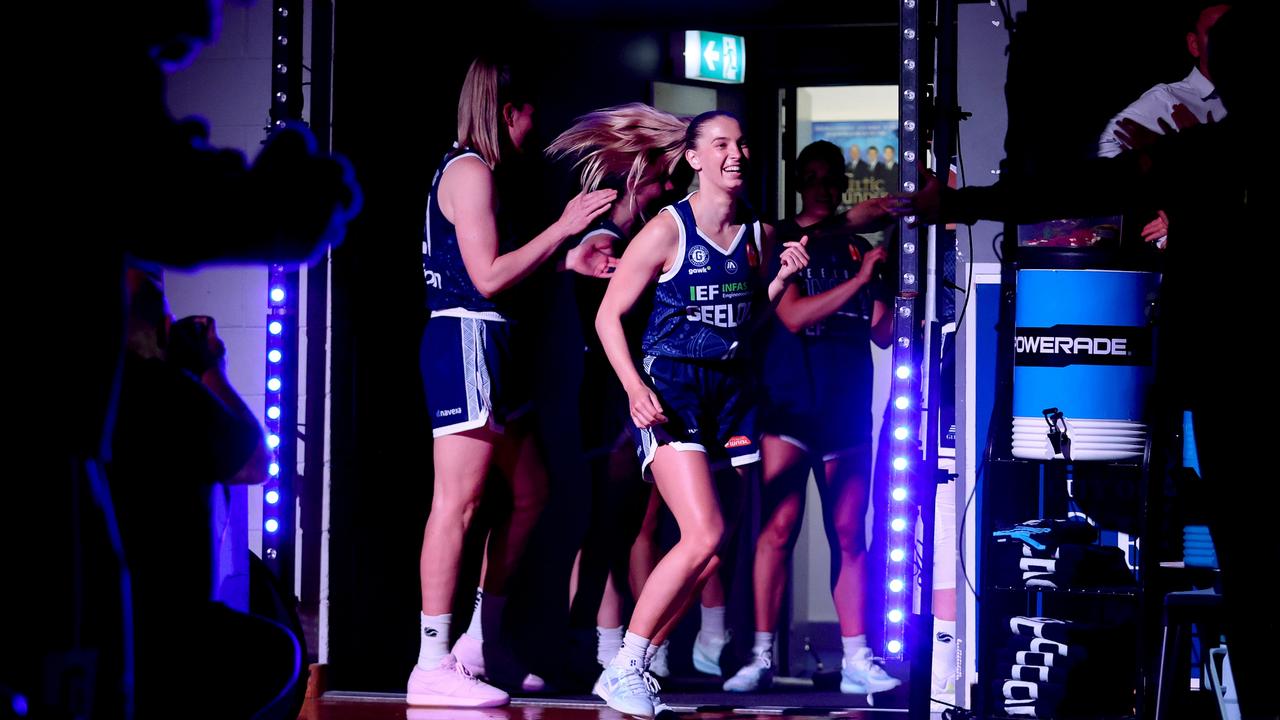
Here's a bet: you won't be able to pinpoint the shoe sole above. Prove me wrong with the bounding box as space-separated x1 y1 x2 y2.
840 679 902 694
406 692 509 708
592 679 655 718
723 674 773 693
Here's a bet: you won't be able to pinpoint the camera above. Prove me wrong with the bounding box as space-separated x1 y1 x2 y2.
167 315 225 375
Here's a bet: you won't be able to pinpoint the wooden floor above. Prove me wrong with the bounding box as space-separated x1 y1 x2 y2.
301 693 916 719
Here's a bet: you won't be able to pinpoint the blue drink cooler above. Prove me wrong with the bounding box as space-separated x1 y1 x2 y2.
1012 268 1159 461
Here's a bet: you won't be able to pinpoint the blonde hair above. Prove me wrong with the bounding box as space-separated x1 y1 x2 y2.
546 103 689 214
456 56 528 168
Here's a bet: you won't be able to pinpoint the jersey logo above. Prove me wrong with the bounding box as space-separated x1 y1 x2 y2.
724 435 753 449
725 259 739 275
688 245 710 268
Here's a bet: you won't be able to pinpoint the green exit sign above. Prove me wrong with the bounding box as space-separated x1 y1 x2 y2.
684 30 745 84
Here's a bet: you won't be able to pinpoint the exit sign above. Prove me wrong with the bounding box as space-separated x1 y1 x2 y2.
684 30 745 84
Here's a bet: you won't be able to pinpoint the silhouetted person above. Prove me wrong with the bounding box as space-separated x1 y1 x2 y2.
912 9 1271 717
6 3 359 717
1098 2 1231 248
109 271 303 719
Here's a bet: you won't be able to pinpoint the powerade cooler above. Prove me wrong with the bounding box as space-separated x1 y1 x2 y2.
1011 248 1159 461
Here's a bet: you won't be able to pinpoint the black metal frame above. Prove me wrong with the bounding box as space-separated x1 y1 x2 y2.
262 0 306 585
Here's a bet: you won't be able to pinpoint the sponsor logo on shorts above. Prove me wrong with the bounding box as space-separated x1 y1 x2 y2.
436 407 463 417
724 435 753 449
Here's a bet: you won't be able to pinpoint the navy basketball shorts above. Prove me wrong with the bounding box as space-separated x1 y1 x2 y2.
632 354 760 481
762 348 872 462
420 313 531 438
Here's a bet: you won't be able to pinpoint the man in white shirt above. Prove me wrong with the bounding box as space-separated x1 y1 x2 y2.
1097 2 1230 246
1099 3 1229 158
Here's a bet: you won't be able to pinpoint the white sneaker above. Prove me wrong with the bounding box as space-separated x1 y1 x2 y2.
692 630 730 676
723 654 774 692
451 633 546 692
644 670 673 717
840 647 902 694
593 664 655 718
406 655 509 707
649 641 671 678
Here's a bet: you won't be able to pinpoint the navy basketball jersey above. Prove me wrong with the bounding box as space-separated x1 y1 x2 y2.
641 195 764 360
423 146 509 317
776 216 882 341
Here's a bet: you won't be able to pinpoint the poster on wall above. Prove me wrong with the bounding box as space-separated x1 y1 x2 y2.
811 120 900 206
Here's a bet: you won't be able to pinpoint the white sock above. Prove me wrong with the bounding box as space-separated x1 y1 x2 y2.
611 631 651 669
418 612 452 668
597 625 624 667
751 631 776 662
933 618 957 683
842 634 868 663
700 605 727 641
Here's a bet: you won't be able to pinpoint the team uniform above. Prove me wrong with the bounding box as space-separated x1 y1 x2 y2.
633 194 766 478
421 146 531 437
719 216 902 698
760 216 885 461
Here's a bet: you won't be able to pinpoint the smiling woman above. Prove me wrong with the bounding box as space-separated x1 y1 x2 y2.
587 110 812 716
